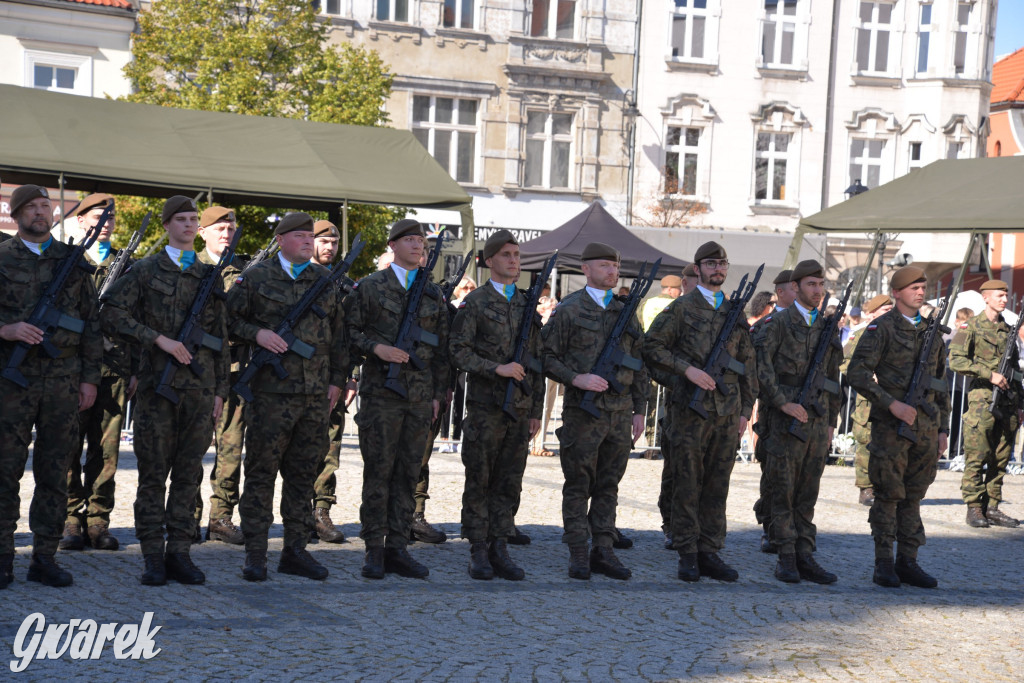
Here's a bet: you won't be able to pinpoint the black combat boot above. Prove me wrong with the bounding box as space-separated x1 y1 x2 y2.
313 508 347 543
677 552 699 582
278 545 328 580
410 513 447 544
242 550 268 582
140 553 166 586
489 539 525 581
87 524 120 551
27 554 73 587
361 547 385 580
590 546 631 580
612 528 633 550
663 531 674 551
966 506 989 528
894 555 938 588
760 526 776 554
58 523 86 551
872 557 901 588
698 551 738 582
508 525 531 545
567 544 590 580
985 506 1020 528
468 542 494 580
796 553 837 584
165 551 206 585
858 487 875 506
207 518 244 545
0 553 14 590
774 553 800 583
384 547 429 579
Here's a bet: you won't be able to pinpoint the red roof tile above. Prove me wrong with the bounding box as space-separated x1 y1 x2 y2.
56 0 135 9
991 46 1024 105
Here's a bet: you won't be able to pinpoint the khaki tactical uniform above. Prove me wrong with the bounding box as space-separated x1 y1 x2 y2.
840 328 873 490
750 310 778 529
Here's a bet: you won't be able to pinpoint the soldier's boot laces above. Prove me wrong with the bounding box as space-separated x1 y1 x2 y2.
677 552 699 582
410 513 447 544
468 542 494 580
278 545 328 581
858 487 875 506
384 547 429 579
0 553 14 590
894 556 938 589
88 524 119 551
362 547 385 579
165 552 206 585
567 544 590 580
58 523 86 551
697 551 738 582
985 506 1020 528
313 508 347 543
207 518 245 545
140 553 166 586
489 539 525 581
796 553 838 585
242 550 268 582
507 525 531 546
27 554 73 588
612 528 633 550
590 546 631 580
774 552 801 583
872 557 901 588
966 506 989 528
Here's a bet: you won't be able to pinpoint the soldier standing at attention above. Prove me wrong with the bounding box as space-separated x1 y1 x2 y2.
101 195 229 586
195 206 246 545
753 260 840 584
681 263 699 294
948 280 1023 529
644 242 757 583
640 275 682 458
0 185 102 589
347 219 449 580
847 266 949 588
541 242 647 581
62 193 132 552
449 230 544 580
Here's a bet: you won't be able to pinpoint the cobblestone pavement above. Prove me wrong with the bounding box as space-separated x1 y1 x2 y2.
5 440 1024 681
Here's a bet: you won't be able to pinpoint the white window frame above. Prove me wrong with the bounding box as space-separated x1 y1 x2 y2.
523 111 575 190
753 131 793 203
375 0 412 22
915 2 932 75
442 0 476 29
528 0 579 40
907 140 925 171
848 137 887 189
952 0 974 77
411 95 480 185
666 1 720 66
315 0 346 15
854 1 897 76
663 125 702 198
24 49 91 96
757 0 810 71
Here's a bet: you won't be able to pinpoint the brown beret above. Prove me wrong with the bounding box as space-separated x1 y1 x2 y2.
889 266 927 291
773 269 793 285
274 212 315 235
389 218 424 242
483 229 518 262
694 241 726 263
162 195 197 224
68 193 114 220
313 220 339 238
791 259 824 282
683 263 699 278
9 185 50 217
981 279 1009 292
863 293 893 313
581 241 619 262
660 275 682 288
200 206 235 228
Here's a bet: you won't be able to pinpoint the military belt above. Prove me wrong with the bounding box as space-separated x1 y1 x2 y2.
777 373 803 387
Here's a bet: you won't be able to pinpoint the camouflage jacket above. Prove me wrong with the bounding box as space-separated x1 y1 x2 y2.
346 267 449 403
0 237 102 385
200 249 249 371
101 250 230 398
88 249 133 378
541 289 648 415
227 259 347 395
840 327 872 426
449 282 545 418
846 309 950 427
948 311 1023 407
644 288 757 420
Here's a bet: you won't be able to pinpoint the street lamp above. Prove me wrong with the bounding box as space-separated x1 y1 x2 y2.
844 179 869 199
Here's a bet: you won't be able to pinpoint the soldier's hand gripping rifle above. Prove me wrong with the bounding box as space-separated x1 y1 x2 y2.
383 230 446 398
897 282 954 443
787 281 854 442
97 211 151 305
579 258 661 419
988 306 1024 420
687 264 764 419
1 203 111 388
154 226 244 404
232 234 365 402
501 252 557 421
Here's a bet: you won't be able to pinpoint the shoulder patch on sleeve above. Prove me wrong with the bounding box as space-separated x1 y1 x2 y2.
234 276 244 284
866 324 877 331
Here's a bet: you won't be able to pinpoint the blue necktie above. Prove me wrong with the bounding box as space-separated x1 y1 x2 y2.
504 284 515 301
177 250 195 270
603 290 613 307
912 313 922 325
713 291 723 309
289 261 309 279
809 309 817 326
97 241 111 262
38 237 53 254
405 269 417 290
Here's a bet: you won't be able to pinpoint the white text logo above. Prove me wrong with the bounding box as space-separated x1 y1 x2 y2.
10 612 162 672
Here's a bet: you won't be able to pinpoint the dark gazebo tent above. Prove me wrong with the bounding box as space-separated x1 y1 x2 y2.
519 202 689 277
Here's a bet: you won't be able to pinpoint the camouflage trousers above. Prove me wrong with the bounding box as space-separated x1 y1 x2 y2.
356 396 433 548
132 386 214 555
667 405 740 554
657 414 673 532
751 409 771 528
960 396 1019 507
764 410 829 555
68 374 127 528
644 381 664 445
0 376 79 556
201 371 246 522
557 406 631 548
239 392 328 552
460 401 530 543
867 417 939 560
313 399 345 510
415 399 450 515
853 420 872 490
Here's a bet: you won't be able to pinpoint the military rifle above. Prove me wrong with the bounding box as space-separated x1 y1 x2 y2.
896 282 954 443
501 252 557 421
98 211 151 304
988 308 1024 420
441 252 474 310
242 235 279 274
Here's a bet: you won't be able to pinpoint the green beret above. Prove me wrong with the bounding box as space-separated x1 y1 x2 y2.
313 220 339 238
791 260 824 282
889 266 927 291
9 185 50 217
683 263 699 278
389 219 424 242
863 293 892 313
483 229 518 261
694 241 726 263
162 195 197 224
200 206 235 228
274 212 315 235
581 241 619 262
980 279 1008 292
68 193 114 220
660 275 682 288
773 269 793 285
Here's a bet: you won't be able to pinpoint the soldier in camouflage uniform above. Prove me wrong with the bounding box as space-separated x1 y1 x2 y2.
542 242 647 581
753 260 840 584
449 231 544 580
645 241 757 583
0 184 102 589
948 279 1023 529
61 194 133 552
102 195 230 586
347 219 449 579
839 294 892 507
847 266 949 588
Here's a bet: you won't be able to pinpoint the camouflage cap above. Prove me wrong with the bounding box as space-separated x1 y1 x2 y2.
313 220 339 238
682 263 699 278
889 265 927 291
389 218 424 242
161 195 197 224
772 269 793 285
980 279 1008 292
660 275 682 288
68 193 114 220
483 229 518 261
581 242 619 262
199 206 235 228
274 212 315 235
791 259 824 282
863 293 892 313
9 185 50 217
693 241 726 263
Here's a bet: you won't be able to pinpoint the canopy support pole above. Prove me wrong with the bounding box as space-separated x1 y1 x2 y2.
57 172 65 242
781 225 808 271
852 228 883 308
342 199 349 254
943 230 979 326
457 203 477 282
